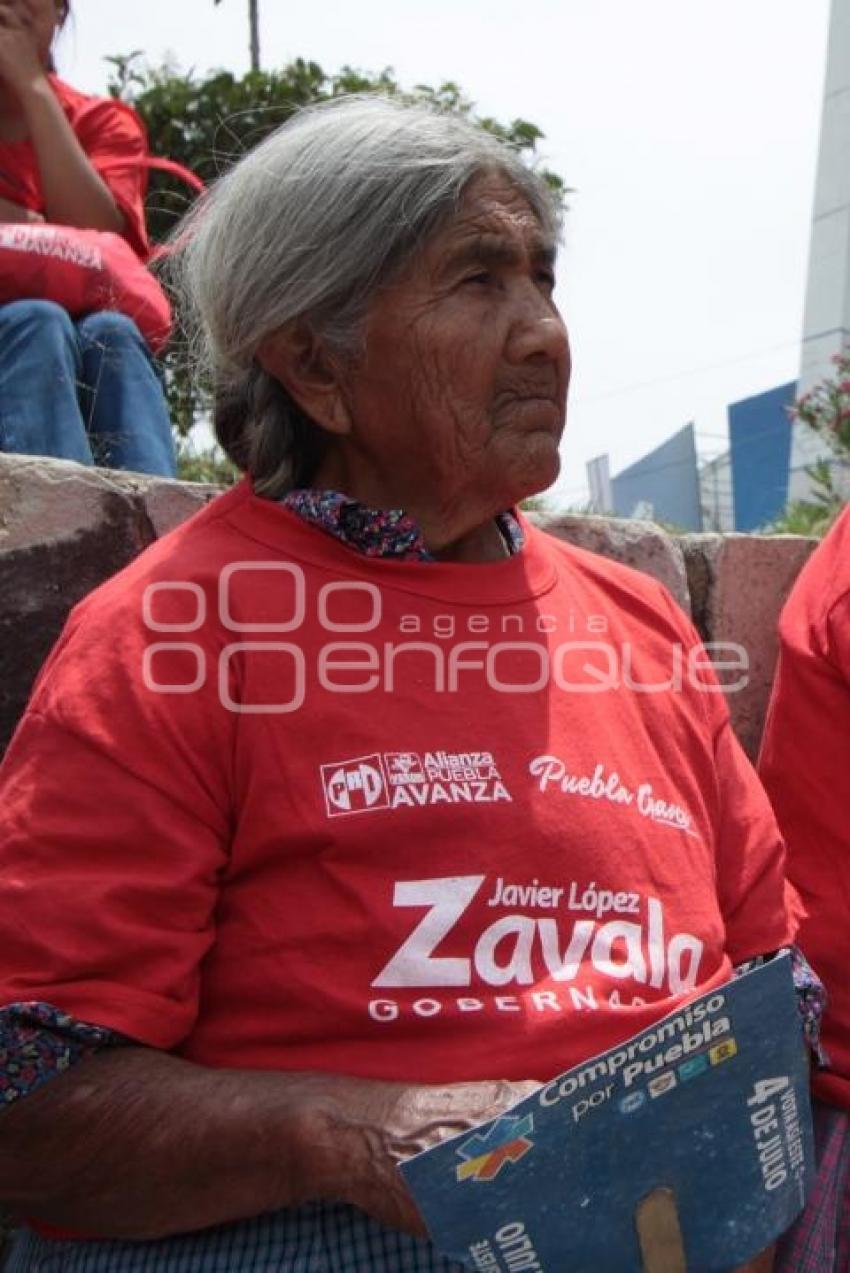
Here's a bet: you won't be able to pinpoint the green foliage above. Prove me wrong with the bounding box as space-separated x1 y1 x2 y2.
769 499 840 537
104 54 568 452
174 435 239 485
768 356 850 536
768 459 845 536
108 55 567 246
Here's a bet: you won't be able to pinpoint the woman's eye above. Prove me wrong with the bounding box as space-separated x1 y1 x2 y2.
463 272 492 287
538 270 556 291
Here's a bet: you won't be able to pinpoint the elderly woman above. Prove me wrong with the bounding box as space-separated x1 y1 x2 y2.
0 96 813 1271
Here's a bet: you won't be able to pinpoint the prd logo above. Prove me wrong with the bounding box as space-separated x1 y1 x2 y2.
321 754 389 816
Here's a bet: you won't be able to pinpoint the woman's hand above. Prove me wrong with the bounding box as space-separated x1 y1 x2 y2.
0 192 41 221
0 1048 540 1241
0 1 47 100
301 1075 541 1235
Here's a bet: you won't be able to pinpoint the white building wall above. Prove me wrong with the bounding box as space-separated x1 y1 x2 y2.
792 0 850 498
699 452 735 532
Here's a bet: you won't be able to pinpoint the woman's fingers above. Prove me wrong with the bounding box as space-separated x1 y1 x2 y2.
379 1081 541 1236
386 1078 541 1157
305 1074 541 1236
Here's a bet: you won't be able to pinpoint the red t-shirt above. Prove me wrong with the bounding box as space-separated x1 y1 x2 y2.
0 75 150 258
0 482 795 1084
760 505 850 1112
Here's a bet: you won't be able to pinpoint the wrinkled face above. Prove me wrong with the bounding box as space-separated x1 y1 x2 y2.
21 0 65 65
338 171 570 519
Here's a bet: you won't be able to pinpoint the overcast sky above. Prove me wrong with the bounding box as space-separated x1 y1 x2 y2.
58 1 831 506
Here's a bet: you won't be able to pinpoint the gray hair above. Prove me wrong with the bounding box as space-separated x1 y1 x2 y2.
170 94 562 498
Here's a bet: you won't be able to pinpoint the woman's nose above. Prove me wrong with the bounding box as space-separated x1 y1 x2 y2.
505 286 570 366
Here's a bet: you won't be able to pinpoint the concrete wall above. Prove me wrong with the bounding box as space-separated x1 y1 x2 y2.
0 455 819 762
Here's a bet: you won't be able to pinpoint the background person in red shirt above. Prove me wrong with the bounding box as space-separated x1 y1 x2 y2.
0 0 174 475
760 504 850 1271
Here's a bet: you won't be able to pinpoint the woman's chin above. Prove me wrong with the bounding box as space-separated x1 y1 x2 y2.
507 440 561 505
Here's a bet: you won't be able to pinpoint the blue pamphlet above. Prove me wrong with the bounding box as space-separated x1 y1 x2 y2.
401 954 813 1272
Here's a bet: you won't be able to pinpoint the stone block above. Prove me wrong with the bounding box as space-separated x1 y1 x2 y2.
0 455 211 752
0 458 825 762
107 469 219 539
533 511 691 614
681 533 819 759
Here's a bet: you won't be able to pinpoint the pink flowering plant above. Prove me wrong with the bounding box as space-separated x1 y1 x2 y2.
771 354 850 534
791 353 850 455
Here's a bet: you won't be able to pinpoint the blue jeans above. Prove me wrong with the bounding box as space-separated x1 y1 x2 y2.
0 300 176 477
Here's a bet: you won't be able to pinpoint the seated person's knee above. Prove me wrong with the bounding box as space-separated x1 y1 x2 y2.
77 309 146 351
0 298 76 342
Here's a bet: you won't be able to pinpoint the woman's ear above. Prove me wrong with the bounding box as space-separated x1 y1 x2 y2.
257 325 352 437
